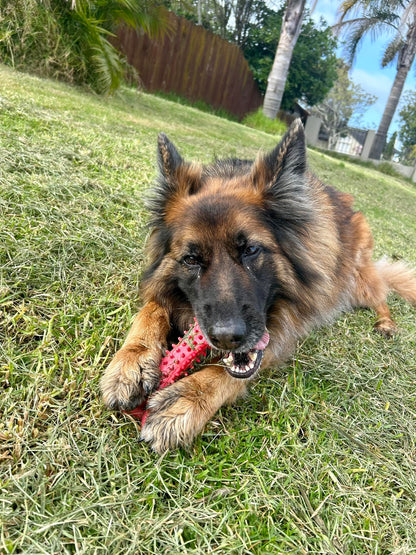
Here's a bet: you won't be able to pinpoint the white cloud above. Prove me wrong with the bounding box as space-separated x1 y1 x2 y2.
348 68 393 129
350 68 393 113
349 68 415 133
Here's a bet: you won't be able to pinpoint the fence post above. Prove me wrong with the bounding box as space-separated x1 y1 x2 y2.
304 115 321 146
361 130 375 160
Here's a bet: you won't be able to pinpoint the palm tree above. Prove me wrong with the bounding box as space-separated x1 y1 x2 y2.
262 0 307 119
335 0 416 160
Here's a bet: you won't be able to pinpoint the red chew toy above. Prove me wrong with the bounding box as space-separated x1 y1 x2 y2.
124 318 210 425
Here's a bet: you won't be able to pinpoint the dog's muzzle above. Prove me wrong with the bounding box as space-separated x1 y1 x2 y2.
221 331 270 379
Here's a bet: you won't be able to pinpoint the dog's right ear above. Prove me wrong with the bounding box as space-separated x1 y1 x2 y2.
157 133 183 183
250 119 314 232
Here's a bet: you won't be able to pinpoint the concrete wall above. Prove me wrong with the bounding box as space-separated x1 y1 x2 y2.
371 159 416 182
304 115 416 183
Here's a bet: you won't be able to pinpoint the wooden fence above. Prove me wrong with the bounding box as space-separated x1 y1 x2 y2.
116 12 263 119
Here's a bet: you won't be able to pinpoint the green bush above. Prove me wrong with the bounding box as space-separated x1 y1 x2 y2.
0 0 77 82
310 146 411 182
376 161 402 178
242 108 287 136
0 0 168 94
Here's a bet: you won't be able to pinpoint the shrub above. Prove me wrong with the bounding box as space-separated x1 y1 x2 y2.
242 108 287 136
376 161 403 178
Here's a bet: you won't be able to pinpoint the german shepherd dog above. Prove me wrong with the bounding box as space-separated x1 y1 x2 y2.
101 120 416 453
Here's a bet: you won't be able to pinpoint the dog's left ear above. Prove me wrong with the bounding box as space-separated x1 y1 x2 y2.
265 118 306 182
157 133 183 182
251 118 306 189
149 134 202 227
251 119 313 228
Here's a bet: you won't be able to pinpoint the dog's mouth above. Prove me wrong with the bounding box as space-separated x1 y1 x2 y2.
221 331 270 379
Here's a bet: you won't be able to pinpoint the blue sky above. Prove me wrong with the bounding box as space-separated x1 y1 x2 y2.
309 0 416 136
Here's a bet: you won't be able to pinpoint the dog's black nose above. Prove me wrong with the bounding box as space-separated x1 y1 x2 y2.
208 321 246 350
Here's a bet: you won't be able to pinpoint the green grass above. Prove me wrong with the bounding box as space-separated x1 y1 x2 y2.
153 90 240 122
1 64 416 554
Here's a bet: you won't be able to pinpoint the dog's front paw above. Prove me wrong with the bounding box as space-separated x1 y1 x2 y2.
140 379 210 453
374 317 397 337
100 345 162 411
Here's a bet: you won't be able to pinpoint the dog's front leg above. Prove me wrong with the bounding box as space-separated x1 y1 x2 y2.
100 301 171 411
141 366 247 453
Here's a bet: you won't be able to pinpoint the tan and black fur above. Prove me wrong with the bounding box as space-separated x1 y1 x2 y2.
101 120 416 453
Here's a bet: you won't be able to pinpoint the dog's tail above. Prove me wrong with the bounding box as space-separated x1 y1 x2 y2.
375 258 416 306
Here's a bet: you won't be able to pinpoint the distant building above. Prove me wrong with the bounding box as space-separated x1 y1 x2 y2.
334 127 367 156
317 125 367 157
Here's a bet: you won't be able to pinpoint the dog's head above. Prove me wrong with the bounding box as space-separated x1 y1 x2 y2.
143 120 317 378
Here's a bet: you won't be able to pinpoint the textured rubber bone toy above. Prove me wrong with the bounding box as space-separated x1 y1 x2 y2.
124 318 210 425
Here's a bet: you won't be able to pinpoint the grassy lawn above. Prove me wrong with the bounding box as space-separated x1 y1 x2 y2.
1 64 416 554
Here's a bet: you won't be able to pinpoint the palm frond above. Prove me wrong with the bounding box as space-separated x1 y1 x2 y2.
382 34 405 67
340 0 407 16
334 1 404 63
340 15 396 63
89 37 125 93
337 0 405 29
93 0 171 38
338 0 370 23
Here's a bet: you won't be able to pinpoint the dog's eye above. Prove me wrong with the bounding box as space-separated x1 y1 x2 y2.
243 245 261 258
182 255 201 267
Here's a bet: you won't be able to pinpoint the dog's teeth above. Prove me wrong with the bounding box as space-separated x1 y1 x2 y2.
233 365 245 374
248 352 257 362
230 364 252 375
223 354 233 365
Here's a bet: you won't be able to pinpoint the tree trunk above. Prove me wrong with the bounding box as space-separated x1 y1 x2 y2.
328 133 337 151
263 0 306 119
369 65 409 159
369 22 416 160
197 0 202 25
